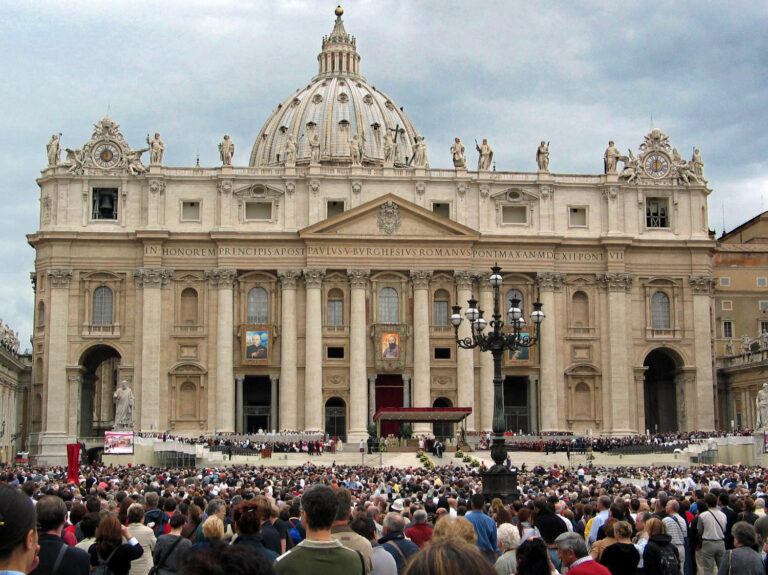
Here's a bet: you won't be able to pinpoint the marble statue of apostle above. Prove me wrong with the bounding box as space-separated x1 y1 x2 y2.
413 135 428 168
309 133 321 164
219 134 235 165
148 132 165 165
476 138 493 171
113 380 135 429
604 141 620 174
46 134 61 166
536 141 549 171
383 131 394 166
757 383 768 429
284 135 297 167
451 137 466 168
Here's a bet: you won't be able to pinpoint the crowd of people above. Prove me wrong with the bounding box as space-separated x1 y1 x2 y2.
4 457 768 574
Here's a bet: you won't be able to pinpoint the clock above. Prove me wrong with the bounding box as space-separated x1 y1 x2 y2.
93 141 121 169
644 153 670 179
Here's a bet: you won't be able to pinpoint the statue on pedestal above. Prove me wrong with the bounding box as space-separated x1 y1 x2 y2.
147 132 165 165
219 134 235 165
451 137 466 168
412 135 428 168
476 138 493 171
757 383 768 429
284 135 297 167
46 134 61 166
741 334 752 355
536 141 549 171
309 133 321 164
113 380 134 430
604 140 620 174
383 131 394 167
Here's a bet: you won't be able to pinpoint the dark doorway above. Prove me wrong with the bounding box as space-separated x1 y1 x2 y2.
79 345 121 438
243 375 271 433
432 397 453 441
325 397 347 441
503 376 530 434
375 374 403 437
644 350 679 433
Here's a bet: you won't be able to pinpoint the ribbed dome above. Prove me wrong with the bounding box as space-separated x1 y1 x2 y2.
249 8 421 168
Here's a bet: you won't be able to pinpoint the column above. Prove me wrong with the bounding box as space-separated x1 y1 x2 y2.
278 271 300 430
410 270 432 434
66 368 83 438
235 375 245 434
477 275 494 432
44 269 72 438
368 375 377 426
454 271 475 430
690 276 717 430
269 375 279 432
347 269 370 443
536 272 563 433
304 268 325 431
135 267 173 431
206 269 237 433
402 375 411 408
599 272 634 435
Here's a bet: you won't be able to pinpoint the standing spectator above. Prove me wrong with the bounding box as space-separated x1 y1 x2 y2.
404 510 433 549
30 496 90 575
697 494 726 574
402 540 497 575
554 532 611 575
378 513 419 574
256 498 283 555
331 488 373 571
588 497 612 545
737 498 759 525
662 500 687 574
88 514 144 575
643 518 680 575
465 494 498 564
351 515 397 575
716 522 764 575
231 500 278 563
274 484 367 575
144 493 170 537
0 484 40 575
532 497 567 570
75 513 101 553
494 523 520 575
718 493 737 550
125 503 156 575
153 514 191 575
599 521 639 575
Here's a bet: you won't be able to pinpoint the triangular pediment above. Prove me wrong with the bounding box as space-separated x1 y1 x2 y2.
300 193 478 239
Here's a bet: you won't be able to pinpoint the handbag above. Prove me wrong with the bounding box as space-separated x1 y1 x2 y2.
149 535 183 575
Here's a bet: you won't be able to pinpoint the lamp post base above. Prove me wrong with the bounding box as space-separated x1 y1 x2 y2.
481 467 519 504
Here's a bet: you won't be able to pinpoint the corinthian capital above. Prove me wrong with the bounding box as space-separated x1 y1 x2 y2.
454 270 474 290
410 269 432 289
278 270 301 289
536 272 565 291
303 268 326 289
597 272 633 292
689 275 715 294
347 269 370 288
47 269 73 288
134 267 174 288
205 268 237 288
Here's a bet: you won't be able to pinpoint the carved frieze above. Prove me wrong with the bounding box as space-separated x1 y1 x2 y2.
205 268 237 288
597 272 633 292
347 269 370 288
377 200 401 235
303 268 326 288
536 272 565 291
410 269 432 289
689 275 716 294
47 269 73 288
278 270 301 289
134 267 174 288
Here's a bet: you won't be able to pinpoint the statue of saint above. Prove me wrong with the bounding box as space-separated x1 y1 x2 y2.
450 137 466 168
757 383 768 429
284 135 297 167
113 380 135 430
349 134 362 166
725 339 734 356
147 132 165 165
413 135 428 168
309 133 321 164
604 141 620 174
383 131 394 166
46 134 61 166
219 134 235 165
536 141 549 171
741 334 752 355
476 138 493 171
691 148 704 179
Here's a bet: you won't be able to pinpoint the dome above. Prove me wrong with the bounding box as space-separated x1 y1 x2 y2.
249 8 421 168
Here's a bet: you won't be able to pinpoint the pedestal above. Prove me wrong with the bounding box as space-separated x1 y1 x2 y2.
482 468 519 504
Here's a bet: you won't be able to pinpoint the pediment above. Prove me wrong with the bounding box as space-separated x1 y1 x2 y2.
233 183 284 199
490 188 539 203
300 193 478 239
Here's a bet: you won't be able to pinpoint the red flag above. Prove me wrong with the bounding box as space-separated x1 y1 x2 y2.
66 443 80 484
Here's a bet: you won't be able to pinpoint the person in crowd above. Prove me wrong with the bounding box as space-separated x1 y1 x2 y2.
0 484 40 575
189 515 227 553
465 493 499 564
75 513 101 553
31 495 90 575
737 498 759 525
378 512 419 574
661 499 687 574
516 538 556 575
255 497 283 555
697 493 726 574
590 518 617 562
532 497 567 570
598 520 639 575
153 514 192 575
402 540 497 575
431 516 477 545
144 492 170 537
516 508 535 544
404 510 433 549
642 518 679 575
88 514 144 575
181 544 276 575
350 515 397 575
494 522 520 575
126 503 156 575
554 532 610 575
331 487 373 571
231 499 279 563
716 521 764 575
181 504 202 541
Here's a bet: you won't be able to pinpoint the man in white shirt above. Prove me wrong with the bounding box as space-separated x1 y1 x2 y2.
662 499 687 575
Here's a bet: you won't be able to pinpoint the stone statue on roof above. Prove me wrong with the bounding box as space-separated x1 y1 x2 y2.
451 137 466 168
219 134 235 165
536 141 549 172
47 134 61 166
476 138 493 171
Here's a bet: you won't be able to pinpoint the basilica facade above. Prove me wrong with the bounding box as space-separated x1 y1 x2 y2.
29 7 717 464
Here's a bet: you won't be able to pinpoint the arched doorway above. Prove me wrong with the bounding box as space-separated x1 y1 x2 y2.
432 397 453 441
325 397 347 441
643 349 680 433
79 345 122 438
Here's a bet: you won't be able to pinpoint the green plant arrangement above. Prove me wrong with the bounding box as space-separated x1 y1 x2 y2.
398 423 413 440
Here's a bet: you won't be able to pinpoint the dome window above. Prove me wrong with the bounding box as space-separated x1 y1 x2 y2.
338 120 350 131
371 122 381 131
312 94 324 104
306 121 317 131
385 100 394 110
279 126 288 134
337 93 349 103
363 94 374 105
291 98 301 107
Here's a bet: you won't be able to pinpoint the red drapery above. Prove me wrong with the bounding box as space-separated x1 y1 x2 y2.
375 375 403 437
66 443 80 484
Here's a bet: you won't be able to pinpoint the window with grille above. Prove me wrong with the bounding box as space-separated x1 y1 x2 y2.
180 288 198 325
760 301 768 312
327 289 344 326
247 287 269 323
723 321 733 338
720 277 730 287
92 286 113 325
646 198 668 228
651 291 670 329
433 289 450 326
379 287 399 324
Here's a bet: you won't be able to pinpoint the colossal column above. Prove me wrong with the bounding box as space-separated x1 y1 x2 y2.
410 270 432 434
454 271 476 430
303 268 325 431
348 269 370 443
536 272 563 433
477 273 494 432
206 269 237 433
134 267 173 431
278 270 301 430
690 275 717 431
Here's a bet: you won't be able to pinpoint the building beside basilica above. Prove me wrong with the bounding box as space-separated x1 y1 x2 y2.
29 7 717 464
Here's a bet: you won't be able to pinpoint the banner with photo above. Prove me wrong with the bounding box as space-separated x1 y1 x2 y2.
104 431 134 455
242 325 271 364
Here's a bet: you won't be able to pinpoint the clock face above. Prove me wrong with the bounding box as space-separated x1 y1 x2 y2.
93 141 121 169
644 153 670 178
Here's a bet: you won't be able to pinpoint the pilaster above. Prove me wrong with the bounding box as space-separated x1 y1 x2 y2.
347 269 370 443
303 268 325 431
690 275 716 430
206 268 237 433
536 272 564 432
410 269 432 434
454 270 475 430
278 270 301 430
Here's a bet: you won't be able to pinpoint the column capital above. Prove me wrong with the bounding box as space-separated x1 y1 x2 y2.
134 267 174 289
47 269 73 288
269 374 280 384
303 268 326 288
475 272 494 292
410 269 432 289
596 272 633 292
235 374 245 384
278 269 302 289
536 271 565 291
454 270 474 289
205 268 237 288
689 274 716 294
347 269 370 288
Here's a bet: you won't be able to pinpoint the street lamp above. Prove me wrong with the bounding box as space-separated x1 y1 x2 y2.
451 265 544 502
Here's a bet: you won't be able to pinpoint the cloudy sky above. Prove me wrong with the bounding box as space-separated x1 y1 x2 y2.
1 1 767 348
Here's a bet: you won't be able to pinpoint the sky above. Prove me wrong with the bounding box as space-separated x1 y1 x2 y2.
1 1 767 350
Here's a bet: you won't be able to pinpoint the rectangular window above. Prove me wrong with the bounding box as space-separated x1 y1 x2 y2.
723 321 733 339
721 300 733 311
92 188 118 220
327 200 345 218
760 301 768 312
569 206 587 227
181 201 200 221
327 300 343 325
646 198 669 228
327 346 345 359
432 203 450 219
719 277 730 287
434 348 451 360
433 301 449 326
502 205 527 224
245 201 272 221
759 277 768 288
761 321 768 334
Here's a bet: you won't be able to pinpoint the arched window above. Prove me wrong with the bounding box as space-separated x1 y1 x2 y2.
247 287 269 324
505 289 524 316
651 291 671 329
433 289 450 326
327 288 344 326
180 288 198 325
92 286 113 325
571 291 589 327
379 287 399 324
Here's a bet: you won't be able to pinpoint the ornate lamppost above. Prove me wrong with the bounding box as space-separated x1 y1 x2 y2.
451 265 544 502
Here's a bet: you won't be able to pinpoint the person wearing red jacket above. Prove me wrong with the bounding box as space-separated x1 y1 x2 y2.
404 510 433 548
555 532 611 575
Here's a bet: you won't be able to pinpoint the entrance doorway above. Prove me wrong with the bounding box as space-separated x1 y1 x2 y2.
375 374 403 437
79 345 122 438
644 349 679 433
503 376 530 434
432 397 453 440
325 397 347 441
243 375 271 433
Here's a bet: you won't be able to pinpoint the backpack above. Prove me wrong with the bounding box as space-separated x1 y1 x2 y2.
145 508 169 537
658 544 680 575
288 518 303 544
91 546 119 575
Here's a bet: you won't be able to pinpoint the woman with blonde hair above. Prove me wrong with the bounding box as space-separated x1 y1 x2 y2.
589 517 617 562
403 540 497 575
189 515 226 553
432 516 477 545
